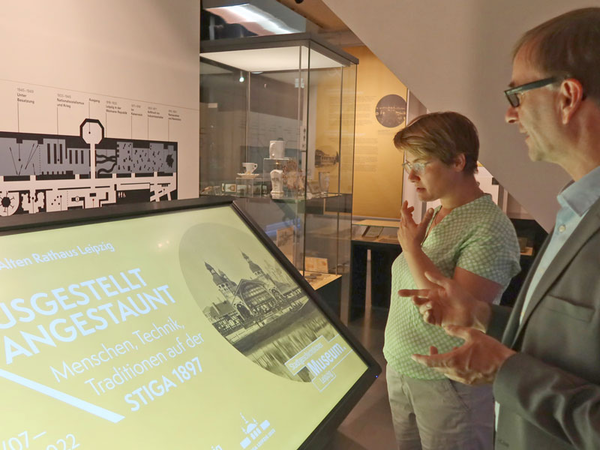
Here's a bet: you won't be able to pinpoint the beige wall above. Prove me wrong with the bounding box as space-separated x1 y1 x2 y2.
322 0 600 230
343 46 407 218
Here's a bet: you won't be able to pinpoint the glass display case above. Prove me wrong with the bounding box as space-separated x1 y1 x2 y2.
200 33 358 317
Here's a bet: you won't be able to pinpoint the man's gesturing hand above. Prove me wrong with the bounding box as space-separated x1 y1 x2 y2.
398 271 491 332
411 325 516 385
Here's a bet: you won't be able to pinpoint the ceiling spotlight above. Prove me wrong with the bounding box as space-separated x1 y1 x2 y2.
239 71 245 82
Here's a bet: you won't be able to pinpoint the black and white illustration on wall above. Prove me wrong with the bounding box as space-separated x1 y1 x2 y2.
0 119 177 216
375 94 407 128
314 149 339 168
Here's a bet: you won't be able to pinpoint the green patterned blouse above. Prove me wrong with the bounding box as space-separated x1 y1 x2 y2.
383 194 520 380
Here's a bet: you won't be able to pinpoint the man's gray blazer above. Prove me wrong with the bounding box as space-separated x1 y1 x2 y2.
488 198 600 449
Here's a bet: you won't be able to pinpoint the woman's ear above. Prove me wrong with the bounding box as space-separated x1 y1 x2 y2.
453 153 466 172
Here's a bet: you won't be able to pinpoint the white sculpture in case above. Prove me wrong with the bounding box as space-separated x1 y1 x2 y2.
270 161 284 199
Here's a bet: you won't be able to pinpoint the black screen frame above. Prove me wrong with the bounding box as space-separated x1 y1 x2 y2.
0 197 381 449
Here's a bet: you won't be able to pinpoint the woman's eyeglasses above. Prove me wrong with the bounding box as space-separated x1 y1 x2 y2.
402 161 431 175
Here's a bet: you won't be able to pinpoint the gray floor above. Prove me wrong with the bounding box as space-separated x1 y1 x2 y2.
327 309 397 450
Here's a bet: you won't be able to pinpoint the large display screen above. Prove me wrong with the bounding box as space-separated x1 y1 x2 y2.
0 199 379 450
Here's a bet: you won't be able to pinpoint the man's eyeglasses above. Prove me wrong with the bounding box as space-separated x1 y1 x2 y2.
402 160 431 175
504 77 560 108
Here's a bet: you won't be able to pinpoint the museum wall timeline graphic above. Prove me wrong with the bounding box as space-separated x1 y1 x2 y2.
0 120 178 216
0 79 186 216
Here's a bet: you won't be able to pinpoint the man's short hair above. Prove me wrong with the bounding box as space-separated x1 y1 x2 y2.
514 7 600 105
393 111 479 175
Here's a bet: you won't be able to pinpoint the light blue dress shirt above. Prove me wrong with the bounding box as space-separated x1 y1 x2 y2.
520 165 600 322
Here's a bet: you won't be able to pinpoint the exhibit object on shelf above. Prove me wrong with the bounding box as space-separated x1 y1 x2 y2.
315 149 339 168
242 162 258 174
236 172 260 179
269 139 286 159
276 225 295 261
237 162 260 186
307 179 321 198
319 172 330 196
362 225 384 239
0 197 380 450
306 256 329 273
223 182 237 194
270 160 284 199
282 159 305 196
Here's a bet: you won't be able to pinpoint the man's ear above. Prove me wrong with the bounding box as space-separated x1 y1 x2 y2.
559 78 585 124
453 153 466 172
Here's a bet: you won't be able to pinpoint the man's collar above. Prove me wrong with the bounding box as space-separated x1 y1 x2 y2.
558 165 600 216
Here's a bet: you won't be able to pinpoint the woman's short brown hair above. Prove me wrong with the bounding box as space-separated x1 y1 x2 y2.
393 111 479 175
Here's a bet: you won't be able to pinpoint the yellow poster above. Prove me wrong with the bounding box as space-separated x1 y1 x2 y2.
0 206 369 449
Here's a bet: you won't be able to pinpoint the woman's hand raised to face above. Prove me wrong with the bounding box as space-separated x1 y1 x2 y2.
396 201 434 254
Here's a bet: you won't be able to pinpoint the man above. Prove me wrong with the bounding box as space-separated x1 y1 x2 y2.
400 8 600 450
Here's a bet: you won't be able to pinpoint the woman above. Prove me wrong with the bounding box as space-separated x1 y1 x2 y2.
384 112 520 450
